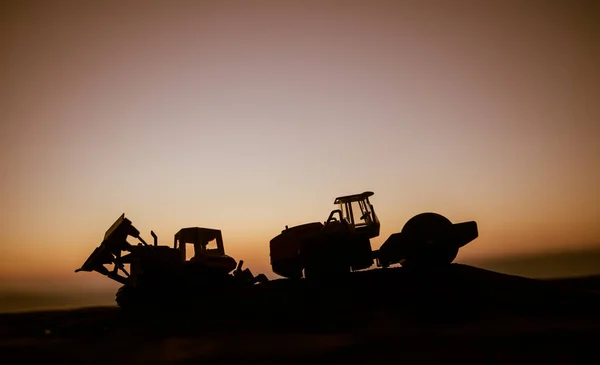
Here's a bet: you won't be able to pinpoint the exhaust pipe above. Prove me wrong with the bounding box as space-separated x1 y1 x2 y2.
151 231 158 246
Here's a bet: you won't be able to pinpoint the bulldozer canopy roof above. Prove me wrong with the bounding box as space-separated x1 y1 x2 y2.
334 191 374 204
174 227 222 244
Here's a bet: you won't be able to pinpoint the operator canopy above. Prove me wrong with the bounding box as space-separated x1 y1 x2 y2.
334 191 374 204
174 227 227 256
174 227 222 245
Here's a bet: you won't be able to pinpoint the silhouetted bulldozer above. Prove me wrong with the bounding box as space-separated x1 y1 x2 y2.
269 191 479 279
75 214 267 310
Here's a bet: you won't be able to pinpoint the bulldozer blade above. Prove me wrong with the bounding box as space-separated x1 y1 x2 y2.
75 246 116 273
75 213 136 284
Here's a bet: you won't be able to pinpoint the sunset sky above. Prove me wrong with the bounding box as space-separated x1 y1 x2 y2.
1 1 599 295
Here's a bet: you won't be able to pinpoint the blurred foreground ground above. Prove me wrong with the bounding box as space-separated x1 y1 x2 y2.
2 265 600 364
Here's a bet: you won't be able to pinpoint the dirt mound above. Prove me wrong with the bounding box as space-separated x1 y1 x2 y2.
3 265 600 365
114 264 600 332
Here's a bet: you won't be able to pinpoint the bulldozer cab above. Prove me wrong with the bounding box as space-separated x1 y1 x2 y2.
331 191 381 239
173 227 225 261
173 227 238 274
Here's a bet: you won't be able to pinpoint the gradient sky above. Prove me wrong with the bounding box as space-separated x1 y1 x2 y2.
1 1 599 292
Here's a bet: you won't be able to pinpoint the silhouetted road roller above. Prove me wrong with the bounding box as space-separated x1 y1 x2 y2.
269 191 478 279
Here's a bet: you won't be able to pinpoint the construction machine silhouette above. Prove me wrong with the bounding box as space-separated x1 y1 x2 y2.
75 214 267 310
269 191 479 279
76 192 478 311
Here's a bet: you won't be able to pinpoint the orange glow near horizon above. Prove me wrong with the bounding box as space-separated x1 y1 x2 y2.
1 1 599 291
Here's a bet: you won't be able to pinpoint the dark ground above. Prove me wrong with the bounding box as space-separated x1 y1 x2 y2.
2 264 600 364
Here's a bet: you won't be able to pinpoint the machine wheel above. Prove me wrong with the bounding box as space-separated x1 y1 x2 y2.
115 284 136 311
402 212 452 237
302 243 352 280
303 258 350 280
399 212 459 268
401 245 459 269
